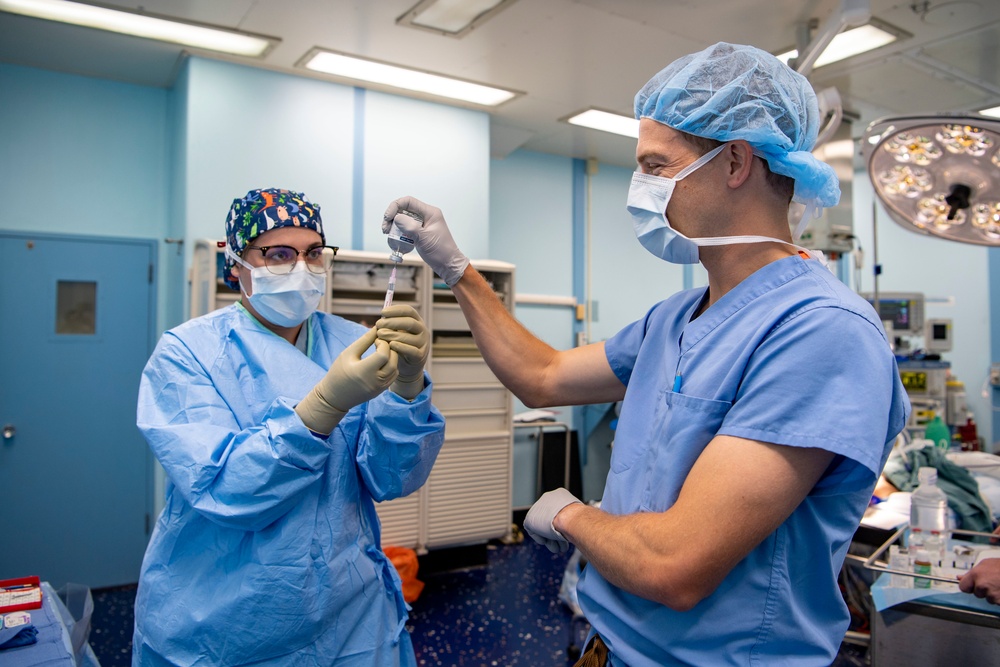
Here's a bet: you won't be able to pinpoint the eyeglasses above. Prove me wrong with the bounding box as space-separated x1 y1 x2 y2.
244 245 339 275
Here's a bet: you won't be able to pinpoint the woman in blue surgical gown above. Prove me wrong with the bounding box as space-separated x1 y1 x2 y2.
133 188 445 666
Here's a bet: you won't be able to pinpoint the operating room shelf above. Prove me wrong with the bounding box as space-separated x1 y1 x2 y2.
430 358 497 384
439 409 510 436
431 302 470 331
433 383 509 411
327 297 420 327
215 292 239 309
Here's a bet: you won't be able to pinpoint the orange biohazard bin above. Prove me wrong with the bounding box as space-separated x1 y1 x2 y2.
383 546 425 603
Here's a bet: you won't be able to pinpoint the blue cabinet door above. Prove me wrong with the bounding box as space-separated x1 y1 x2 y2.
0 232 155 588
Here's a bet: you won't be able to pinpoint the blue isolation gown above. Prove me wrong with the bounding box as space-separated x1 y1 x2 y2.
581 255 910 666
133 304 445 666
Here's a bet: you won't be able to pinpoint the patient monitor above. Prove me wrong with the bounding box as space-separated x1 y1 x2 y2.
924 318 953 354
862 292 924 337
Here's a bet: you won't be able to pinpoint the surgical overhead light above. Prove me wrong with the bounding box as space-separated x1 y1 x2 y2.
862 115 1000 246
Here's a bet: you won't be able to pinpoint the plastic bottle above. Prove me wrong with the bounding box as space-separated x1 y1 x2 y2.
923 415 951 451
958 416 979 451
909 467 950 554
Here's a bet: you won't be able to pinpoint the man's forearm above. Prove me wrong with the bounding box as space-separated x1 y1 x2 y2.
450 266 560 406
553 503 705 610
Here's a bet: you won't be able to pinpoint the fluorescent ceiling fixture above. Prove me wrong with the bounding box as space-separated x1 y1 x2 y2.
398 0 518 38
777 23 899 69
302 50 517 106
0 0 274 57
565 109 639 139
980 106 1000 119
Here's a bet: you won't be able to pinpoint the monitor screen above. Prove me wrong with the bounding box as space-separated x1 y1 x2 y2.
862 293 924 335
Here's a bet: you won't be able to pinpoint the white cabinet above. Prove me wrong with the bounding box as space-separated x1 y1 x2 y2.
423 259 515 550
189 240 241 318
189 242 515 552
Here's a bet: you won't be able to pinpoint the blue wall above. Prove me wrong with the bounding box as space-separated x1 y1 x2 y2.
0 65 168 236
489 150 578 505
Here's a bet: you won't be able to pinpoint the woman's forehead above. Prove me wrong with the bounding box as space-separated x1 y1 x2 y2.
254 226 322 246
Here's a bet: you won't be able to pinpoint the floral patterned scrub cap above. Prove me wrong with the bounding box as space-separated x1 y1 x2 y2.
223 188 324 289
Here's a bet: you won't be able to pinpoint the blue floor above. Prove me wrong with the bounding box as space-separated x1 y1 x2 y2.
87 539 867 666
87 539 581 667
406 540 581 666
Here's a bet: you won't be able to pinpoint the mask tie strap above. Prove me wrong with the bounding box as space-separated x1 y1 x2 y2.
674 144 727 180
793 201 818 241
691 235 831 269
226 246 253 270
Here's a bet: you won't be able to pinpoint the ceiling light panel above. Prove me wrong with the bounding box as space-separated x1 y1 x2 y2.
563 109 639 139
300 50 518 107
777 20 906 70
0 0 276 57
397 0 519 38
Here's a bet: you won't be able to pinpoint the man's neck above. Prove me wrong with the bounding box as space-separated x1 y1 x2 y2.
698 241 799 312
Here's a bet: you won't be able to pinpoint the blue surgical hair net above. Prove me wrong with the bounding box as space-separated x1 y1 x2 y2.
635 42 840 210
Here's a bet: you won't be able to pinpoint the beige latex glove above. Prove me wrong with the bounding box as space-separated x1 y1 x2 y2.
295 328 399 436
376 304 429 400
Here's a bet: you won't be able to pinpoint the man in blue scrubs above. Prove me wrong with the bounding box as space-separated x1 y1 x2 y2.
134 188 445 666
383 43 909 666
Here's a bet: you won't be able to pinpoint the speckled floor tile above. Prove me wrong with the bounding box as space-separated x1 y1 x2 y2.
407 540 580 666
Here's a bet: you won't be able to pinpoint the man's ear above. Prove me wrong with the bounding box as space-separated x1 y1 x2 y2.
725 140 755 189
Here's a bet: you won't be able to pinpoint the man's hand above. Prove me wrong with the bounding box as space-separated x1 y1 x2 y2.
295 328 398 435
524 488 583 554
382 196 470 287
376 304 429 400
959 557 1000 605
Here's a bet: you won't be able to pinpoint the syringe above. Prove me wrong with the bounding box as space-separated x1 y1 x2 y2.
384 224 415 309
383 265 397 309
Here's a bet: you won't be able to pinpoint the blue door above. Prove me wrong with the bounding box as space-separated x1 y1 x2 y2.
0 232 155 588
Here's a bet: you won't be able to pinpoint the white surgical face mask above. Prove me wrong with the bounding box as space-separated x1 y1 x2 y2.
227 248 326 327
626 144 823 265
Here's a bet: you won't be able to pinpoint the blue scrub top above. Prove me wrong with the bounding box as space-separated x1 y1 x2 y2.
583 255 909 666
133 305 445 666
